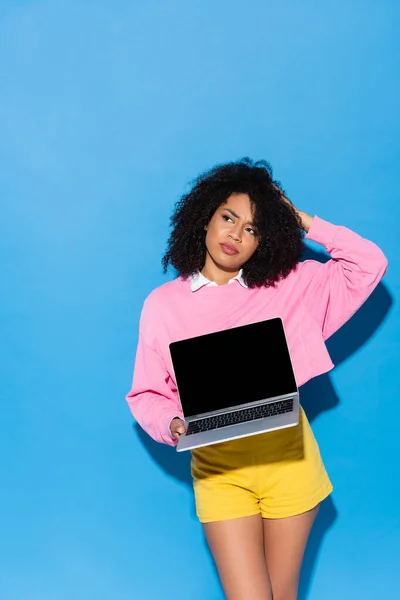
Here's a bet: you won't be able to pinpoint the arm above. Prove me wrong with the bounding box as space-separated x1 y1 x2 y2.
299 215 388 340
126 303 184 446
277 190 388 339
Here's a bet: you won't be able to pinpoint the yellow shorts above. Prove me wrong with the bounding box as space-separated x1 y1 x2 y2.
191 407 333 523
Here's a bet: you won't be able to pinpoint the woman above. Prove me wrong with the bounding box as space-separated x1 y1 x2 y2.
126 158 387 600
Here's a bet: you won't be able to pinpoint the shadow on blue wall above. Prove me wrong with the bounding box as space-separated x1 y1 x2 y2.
134 246 392 599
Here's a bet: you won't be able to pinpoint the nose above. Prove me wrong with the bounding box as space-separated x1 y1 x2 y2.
229 225 242 243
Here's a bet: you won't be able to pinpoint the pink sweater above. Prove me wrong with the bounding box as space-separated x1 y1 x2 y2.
126 216 388 446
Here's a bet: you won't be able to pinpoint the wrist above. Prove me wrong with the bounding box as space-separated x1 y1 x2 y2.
298 211 314 233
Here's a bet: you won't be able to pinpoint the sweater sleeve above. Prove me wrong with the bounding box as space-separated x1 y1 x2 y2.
126 301 184 446
299 216 388 340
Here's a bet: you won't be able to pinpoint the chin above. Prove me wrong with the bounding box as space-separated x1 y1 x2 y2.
216 258 242 271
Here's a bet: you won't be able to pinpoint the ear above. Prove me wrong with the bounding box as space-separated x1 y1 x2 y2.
204 225 208 231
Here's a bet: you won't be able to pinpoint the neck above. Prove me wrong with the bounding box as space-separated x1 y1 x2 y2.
201 265 240 286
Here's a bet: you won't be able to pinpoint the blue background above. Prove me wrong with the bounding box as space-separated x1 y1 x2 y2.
1 1 399 598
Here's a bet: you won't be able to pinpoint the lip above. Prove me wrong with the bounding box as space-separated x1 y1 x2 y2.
220 242 239 255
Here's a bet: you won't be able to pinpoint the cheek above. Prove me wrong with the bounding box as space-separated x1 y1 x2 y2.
204 227 216 249
206 219 222 238
244 238 259 257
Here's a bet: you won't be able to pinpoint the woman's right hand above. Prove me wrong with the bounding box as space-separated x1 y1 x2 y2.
170 417 186 439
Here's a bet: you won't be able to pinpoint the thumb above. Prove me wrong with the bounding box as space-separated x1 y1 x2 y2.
170 418 186 438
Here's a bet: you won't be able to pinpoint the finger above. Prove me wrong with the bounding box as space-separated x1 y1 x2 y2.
172 430 185 439
173 425 186 437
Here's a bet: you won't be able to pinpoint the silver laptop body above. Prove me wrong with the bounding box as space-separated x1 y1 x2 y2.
169 317 300 452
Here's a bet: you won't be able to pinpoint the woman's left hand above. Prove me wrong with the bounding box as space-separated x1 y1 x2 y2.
274 185 314 233
295 209 314 233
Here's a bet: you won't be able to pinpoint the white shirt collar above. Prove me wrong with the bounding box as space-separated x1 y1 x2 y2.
189 269 248 292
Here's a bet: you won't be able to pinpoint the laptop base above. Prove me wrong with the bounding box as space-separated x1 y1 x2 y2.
176 402 300 452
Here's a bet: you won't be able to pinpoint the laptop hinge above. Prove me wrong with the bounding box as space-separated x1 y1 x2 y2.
185 392 298 422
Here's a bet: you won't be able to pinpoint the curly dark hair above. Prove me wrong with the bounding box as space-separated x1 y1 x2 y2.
162 158 304 288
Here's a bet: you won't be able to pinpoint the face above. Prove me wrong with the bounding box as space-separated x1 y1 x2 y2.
203 193 260 281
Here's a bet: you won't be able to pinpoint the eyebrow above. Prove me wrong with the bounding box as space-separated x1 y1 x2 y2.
222 207 257 228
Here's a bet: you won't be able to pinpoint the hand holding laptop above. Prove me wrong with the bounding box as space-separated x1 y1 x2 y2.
171 417 186 439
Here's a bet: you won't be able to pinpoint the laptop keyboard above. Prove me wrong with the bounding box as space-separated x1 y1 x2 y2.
186 399 294 436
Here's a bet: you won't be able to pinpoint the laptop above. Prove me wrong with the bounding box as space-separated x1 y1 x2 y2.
169 317 300 452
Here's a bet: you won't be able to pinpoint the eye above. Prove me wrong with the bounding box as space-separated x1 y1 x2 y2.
246 227 258 236
222 214 234 223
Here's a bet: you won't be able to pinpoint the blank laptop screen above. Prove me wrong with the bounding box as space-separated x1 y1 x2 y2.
169 318 297 418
